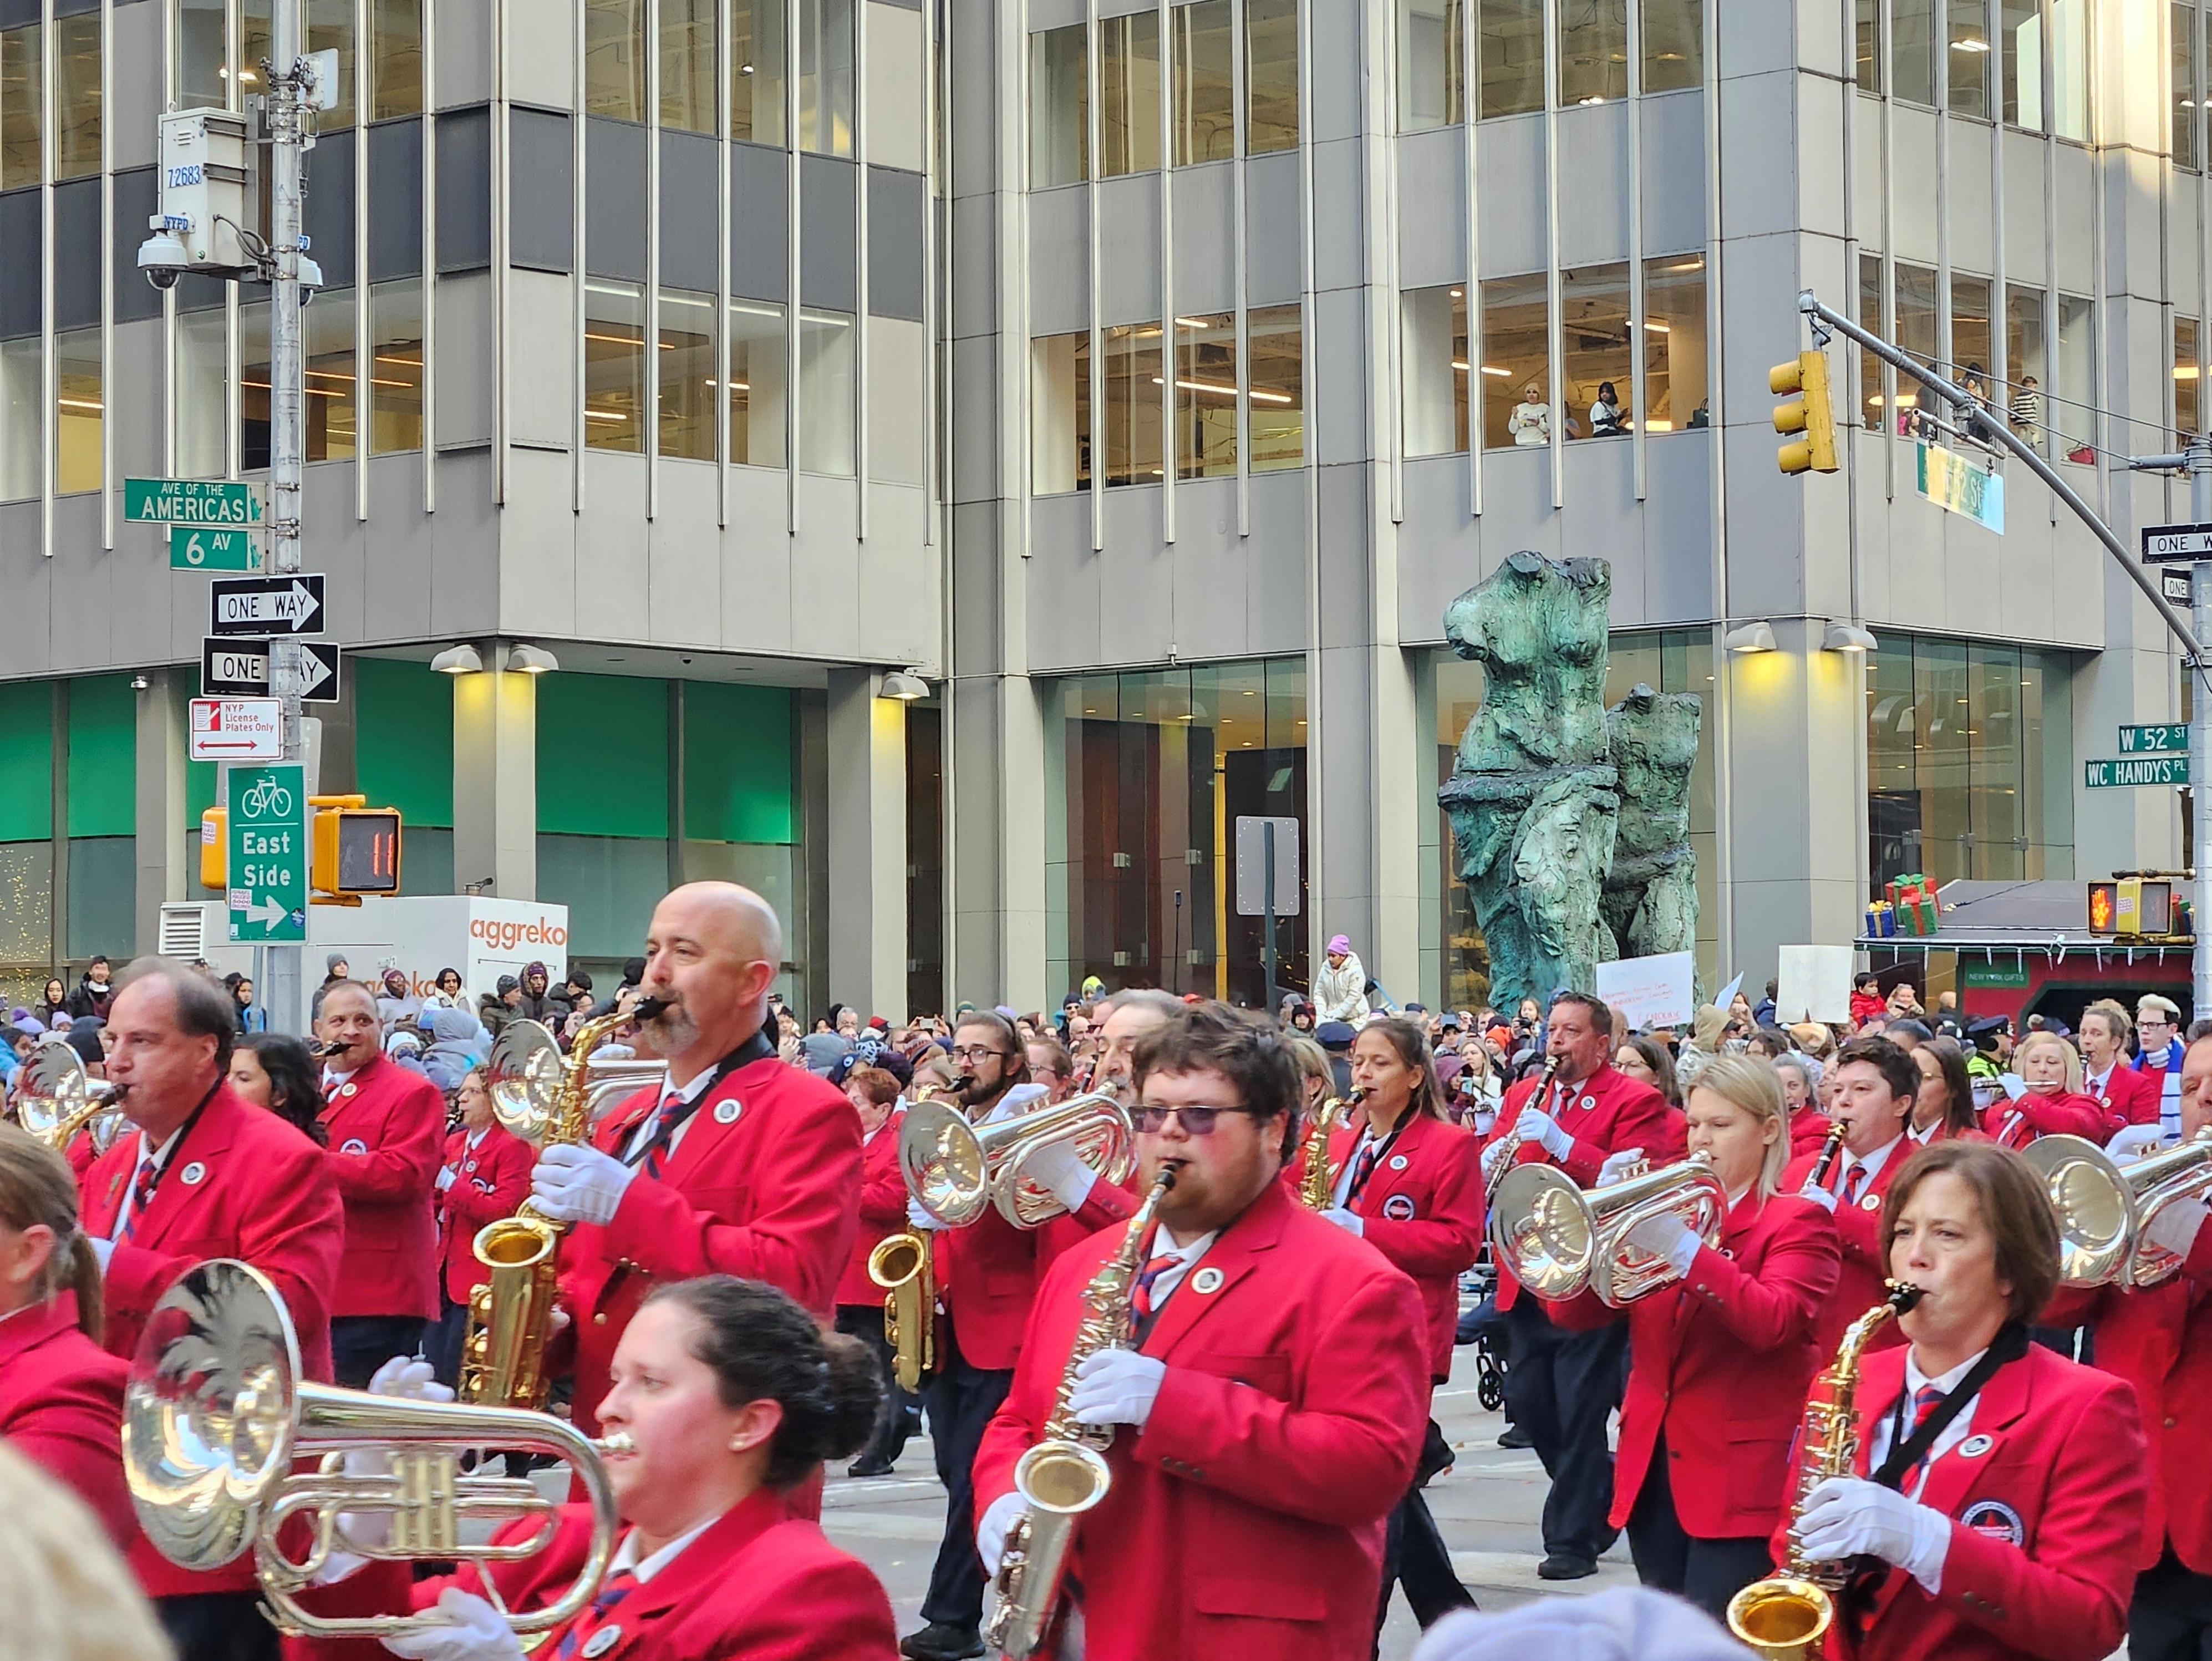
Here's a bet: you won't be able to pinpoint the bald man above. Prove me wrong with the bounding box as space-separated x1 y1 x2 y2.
531 883 865 1451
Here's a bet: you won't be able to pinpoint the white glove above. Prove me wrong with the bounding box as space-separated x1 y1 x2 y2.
88 1235 114 1271
1796 1476 1951 1592
1598 1147 1645 1186
1020 1138 1097 1212
907 1196 947 1232
436 1166 457 1192
2145 1197 2211 1260
1482 1139 1514 1185
976 1490 1025 1578
2107 1123 2169 1164
1471 1107 1497 1137
1514 1106 1572 1161
381 1587 526 1661
1796 1179 1838 1214
1066 1348 1167 1430
1319 1206 1364 1237
530 1142 637 1227
1626 1213 1701 1274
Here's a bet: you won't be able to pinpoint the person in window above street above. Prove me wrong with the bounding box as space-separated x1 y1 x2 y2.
1588 381 1626 436
1509 383 1552 445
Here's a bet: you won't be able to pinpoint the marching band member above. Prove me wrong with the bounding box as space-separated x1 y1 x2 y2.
302 1276 898 1661
1320 1017 1483 1631
2079 999 2159 1135
973 1002 1431 1659
1485 992 1671 1582
1786 1036 1919 1362
426 1066 533 1388
1986 1031 2105 1150
0 1125 131 1548
1909 1038 1988 1146
80 959 343 1661
1091 987 1184 1104
1786 1141 2148 1661
833 1064 914 1477
2135 995 2186 1130
1545 1057 1838 1620
1774 1054 1834 1155
314 979 448 1386
532 883 862 1442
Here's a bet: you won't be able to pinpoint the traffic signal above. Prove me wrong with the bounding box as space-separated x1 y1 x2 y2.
1771 349 1839 475
312 797 403 896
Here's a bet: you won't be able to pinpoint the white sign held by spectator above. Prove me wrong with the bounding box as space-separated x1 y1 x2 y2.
1775 944 1854 1024
1594 952 1696 1030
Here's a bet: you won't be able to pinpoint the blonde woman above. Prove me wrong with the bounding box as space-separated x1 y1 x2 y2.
0 1445 170 1661
1990 1030 2104 1150
1545 1055 1840 1619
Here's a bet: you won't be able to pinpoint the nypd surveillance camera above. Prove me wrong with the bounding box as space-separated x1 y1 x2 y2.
138 221 191 291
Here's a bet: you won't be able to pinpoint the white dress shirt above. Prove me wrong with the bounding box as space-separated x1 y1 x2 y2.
624 1066 720 1163
110 1126 186 1240
1860 1344 1989 1594
1139 1224 1220 1313
1830 1132 1905 1198
605 1513 719 1584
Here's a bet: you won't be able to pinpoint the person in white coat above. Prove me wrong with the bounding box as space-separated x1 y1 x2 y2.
1312 934 1372 1024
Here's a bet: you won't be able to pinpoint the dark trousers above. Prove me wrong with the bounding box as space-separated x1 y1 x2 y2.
1374 1420 1476 1642
425 1294 470 1390
919 1324 1015 1633
156 1591 280 1661
2133 1546 2212 1660
1625 1432 1774 1623
330 1313 429 1389
836 1302 917 1469
1501 1296 1624 1563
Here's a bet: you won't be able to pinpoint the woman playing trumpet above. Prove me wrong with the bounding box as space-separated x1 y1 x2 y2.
1543 1056 1840 1619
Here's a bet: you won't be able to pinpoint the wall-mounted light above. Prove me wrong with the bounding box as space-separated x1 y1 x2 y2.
129 674 150 690
506 644 560 674
1723 622 1777 654
1823 622 1880 653
430 644 484 675
879 671 929 702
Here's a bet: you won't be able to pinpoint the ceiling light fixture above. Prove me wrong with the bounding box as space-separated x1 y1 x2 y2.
1724 622 1777 654
507 644 560 674
430 644 484 674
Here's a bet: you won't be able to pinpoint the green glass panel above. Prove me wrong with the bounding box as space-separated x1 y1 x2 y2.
0 681 53 842
683 682 796 844
535 673 670 837
66 675 136 837
354 656 455 826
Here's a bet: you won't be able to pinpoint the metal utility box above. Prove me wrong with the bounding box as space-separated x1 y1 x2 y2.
155 108 260 273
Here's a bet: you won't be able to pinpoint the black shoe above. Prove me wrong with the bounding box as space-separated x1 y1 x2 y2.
1497 1424 1534 1450
899 1623 985 1660
1537 1553 1598 1581
847 1455 897 1479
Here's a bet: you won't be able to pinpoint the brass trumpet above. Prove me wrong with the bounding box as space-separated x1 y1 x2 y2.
2023 1129 2212 1288
900 1089 1135 1230
126 1259 629 1643
1487 1151 1727 1306
16 1044 127 1156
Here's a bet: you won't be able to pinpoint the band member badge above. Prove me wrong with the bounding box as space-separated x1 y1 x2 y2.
1191 1267 1226 1295
1381 1194 1417 1222
1859 1193 1882 1211
1959 1499 2024 1546
342 1137 369 1156
340 1082 358 1098
582 1626 623 1658
1388 1154 1409 1171
179 1161 209 1186
1959 1434 1995 1459
464 1160 477 1173
1578 1095 1596 1113
715 1098 742 1125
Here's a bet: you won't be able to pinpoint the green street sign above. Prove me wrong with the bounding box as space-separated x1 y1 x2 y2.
226 764 307 943
2085 756 2190 788
2119 723 2190 755
169 526 262 571
124 477 263 526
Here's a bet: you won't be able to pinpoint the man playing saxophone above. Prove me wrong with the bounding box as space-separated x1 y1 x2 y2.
972 1002 1430 1661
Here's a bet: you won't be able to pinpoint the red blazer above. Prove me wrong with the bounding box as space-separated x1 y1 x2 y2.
558 1055 863 1433
974 1180 1430 1661
836 1112 910 1308
0 1293 134 1548
319 1055 446 1320
1647 1105 1690 1165
435 1123 535 1305
80 1083 343 1599
1335 1111 1484 1380
1801 1342 2147 1661
292 1490 896 1661
1789 1111 1835 1156
1487 1063 1672 1311
2084 1064 2160 1135
1984 1090 2105 1151
1780 1134 1912 1364
1550 1192 1838 1538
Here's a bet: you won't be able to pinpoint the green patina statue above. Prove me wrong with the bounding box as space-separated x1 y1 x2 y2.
1603 682 1702 965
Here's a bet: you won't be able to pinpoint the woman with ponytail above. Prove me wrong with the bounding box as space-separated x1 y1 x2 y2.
0 1124 133 1549
302 1274 898 1660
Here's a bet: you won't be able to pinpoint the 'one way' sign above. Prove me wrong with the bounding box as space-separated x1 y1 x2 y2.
210 575 325 637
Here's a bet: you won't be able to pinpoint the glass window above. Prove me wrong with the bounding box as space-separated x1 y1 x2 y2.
1 22 39 190
1245 0 1299 152
243 0 272 98
1559 0 1626 105
2001 0 2041 129
1173 0 1234 164
728 299 787 467
306 289 358 461
176 307 229 480
799 0 856 156
1894 261 1938 432
1400 0 1465 130
799 307 855 474
1859 252 1885 428
1249 305 1303 469
662 0 717 134
178 0 225 108
2052 0 2088 137
733 0 788 145
1857 0 1882 90
1950 273 1992 397
55 328 100 495
1643 0 1701 92
659 289 718 461
1030 24 1087 187
586 280 647 452
2177 1 2200 168
2179 316 2201 439
1031 331 1086 493
1479 273 1549 449
371 280 424 453
1101 13 1162 174
1174 313 1237 479
1562 262 1630 437
584 0 645 121
372 0 424 118
1102 322 1165 484
1401 284 1469 457
2004 283 2046 452
1948 0 1989 116
0 337 37 501
2056 292 2094 460
1642 253 1705 432
54 12 98 181
310 0 357 127
1478 0 1545 116
1893 0 1936 104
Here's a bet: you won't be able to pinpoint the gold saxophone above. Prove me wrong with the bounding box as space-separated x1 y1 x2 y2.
1299 1088 1363 1209
869 1084 947 1392
460 1000 665 1409
984 1166 1177 1660
1725 1279 1926 1660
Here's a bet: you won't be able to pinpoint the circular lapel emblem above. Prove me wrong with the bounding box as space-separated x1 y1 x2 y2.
340 1137 369 1156
1859 1193 1882 1211
1190 1266 1226 1295
582 1625 623 1659
340 1081 358 1099
179 1161 208 1187
1959 1499 2024 1547
714 1098 741 1125
1959 1434 1995 1459
464 1159 477 1173
1381 1193 1417 1222
1388 1154 1410 1171
1578 1094 1596 1113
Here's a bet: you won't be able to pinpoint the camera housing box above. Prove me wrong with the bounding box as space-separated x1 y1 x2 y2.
155 107 260 274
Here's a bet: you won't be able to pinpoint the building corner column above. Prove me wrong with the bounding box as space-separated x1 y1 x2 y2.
451 649 538 900
826 669 912 1022
134 669 191 955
